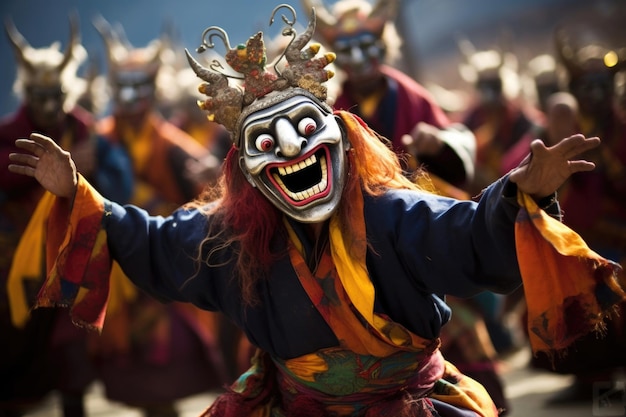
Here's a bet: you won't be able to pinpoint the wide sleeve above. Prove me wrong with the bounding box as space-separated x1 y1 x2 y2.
102 199 235 310
38 175 233 331
365 176 523 298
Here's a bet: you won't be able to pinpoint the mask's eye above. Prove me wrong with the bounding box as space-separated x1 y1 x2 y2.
255 133 275 152
298 117 317 136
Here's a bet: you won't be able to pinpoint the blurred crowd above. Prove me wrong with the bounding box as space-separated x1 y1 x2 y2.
1 0 625 416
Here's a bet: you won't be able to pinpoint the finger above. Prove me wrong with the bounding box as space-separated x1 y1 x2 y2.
14 138 45 155
568 160 596 173
9 152 39 168
544 134 583 154
552 134 600 158
507 168 520 183
529 139 549 157
30 132 61 152
8 163 36 177
568 136 601 156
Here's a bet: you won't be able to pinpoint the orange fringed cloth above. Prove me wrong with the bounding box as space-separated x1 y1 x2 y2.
515 191 626 356
36 174 112 331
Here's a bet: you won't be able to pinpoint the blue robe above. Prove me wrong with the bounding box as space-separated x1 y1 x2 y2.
102 177 526 360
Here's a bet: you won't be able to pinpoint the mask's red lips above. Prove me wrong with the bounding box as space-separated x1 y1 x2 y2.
266 145 332 206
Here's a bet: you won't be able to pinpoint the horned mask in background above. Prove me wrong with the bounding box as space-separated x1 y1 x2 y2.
94 16 165 116
300 0 400 81
5 15 87 128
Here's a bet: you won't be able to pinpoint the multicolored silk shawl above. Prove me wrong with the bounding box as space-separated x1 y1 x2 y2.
9 176 132 331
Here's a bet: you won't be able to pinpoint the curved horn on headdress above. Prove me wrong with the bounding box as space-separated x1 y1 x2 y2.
456 35 476 63
292 7 316 52
4 18 35 73
196 26 232 54
160 18 178 49
57 12 80 73
271 4 314 65
93 14 126 65
370 0 400 22
159 18 181 67
146 39 164 67
185 48 224 84
300 0 336 34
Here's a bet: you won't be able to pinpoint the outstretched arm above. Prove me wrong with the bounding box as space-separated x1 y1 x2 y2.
8 132 230 320
8 133 77 199
508 134 600 199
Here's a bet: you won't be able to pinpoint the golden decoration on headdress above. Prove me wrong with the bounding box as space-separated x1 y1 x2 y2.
185 4 336 140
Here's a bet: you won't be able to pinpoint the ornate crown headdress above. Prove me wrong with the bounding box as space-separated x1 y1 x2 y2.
185 4 336 146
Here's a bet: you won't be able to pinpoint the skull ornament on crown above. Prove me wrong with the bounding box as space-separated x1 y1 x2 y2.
5 15 87 130
185 4 349 223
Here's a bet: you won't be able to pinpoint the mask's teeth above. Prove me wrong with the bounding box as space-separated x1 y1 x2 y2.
277 154 317 177
272 154 328 202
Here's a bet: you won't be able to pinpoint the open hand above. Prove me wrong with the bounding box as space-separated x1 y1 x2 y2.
508 134 600 198
8 133 78 199
401 122 445 157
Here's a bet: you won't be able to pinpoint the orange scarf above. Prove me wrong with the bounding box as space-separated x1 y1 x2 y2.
7 191 55 327
515 191 626 356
